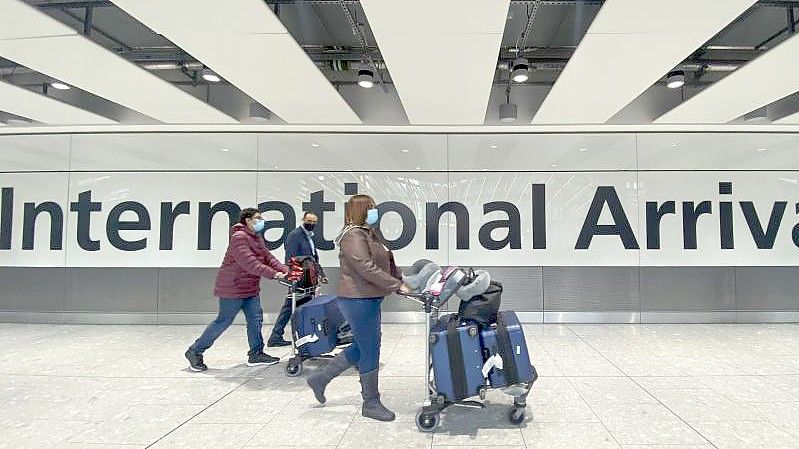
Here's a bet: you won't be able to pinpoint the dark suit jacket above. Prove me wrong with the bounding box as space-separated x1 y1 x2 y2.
284 226 325 277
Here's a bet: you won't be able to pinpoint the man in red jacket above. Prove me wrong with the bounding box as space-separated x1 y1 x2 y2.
185 208 289 372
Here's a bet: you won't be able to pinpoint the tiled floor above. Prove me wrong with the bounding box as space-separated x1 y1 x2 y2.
1 322 799 448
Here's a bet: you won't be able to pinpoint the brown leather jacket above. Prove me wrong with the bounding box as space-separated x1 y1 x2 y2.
336 225 403 298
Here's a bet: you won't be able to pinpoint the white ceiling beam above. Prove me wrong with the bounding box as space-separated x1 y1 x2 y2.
360 0 510 125
533 0 757 124
110 0 361 125
0 0 237 124
0 79 117 125
658 32 799 124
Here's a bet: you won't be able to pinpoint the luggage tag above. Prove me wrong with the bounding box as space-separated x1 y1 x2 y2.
294 333 320 347
481 353 504 378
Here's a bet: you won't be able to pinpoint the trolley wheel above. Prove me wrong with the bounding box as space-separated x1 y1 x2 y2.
415 409 440 432
508 406 526 425
285 358 303 377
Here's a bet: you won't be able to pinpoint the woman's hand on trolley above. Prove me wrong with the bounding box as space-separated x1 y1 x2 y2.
273 271 287 280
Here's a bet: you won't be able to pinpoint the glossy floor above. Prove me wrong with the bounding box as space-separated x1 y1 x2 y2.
1 322 798 448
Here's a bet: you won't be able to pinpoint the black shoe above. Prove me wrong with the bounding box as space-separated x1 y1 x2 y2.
185 349 208 372
267 337 292 347
247 352 280 367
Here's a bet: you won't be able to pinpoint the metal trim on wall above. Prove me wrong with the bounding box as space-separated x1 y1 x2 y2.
642 311 739 323
544 311 641 324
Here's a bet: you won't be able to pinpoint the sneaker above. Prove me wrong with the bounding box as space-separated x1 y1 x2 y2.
185 349 208 372
267 337 292 347
247 352 280 367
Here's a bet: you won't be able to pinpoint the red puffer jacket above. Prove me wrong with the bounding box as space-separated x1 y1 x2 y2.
214 223 288 299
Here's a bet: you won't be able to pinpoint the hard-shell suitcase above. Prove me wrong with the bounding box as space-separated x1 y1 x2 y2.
429 314 486 402
291 294 344 357
480 311 537 388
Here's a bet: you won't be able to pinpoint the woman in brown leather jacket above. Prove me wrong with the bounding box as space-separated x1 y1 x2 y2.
306 194 409 422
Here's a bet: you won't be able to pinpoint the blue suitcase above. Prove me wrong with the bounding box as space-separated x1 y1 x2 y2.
291 294 344 357
430 314 486 402
480 311 537 388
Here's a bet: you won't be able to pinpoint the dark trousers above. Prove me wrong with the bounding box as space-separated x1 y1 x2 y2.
269 295 293 341
189 297 264 355
339 297 383 374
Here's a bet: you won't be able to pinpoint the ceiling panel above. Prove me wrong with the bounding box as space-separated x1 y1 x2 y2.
532 0 757 125
360 0 510 125
0 79 117 125
0 0 236 124
0 0 75 40
111 0 361 125
657 32 799 124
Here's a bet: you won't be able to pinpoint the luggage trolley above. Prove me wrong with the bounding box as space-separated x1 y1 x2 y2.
398 287 535 432
277 279 351 377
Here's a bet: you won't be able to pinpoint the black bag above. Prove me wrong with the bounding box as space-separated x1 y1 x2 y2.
457 280 503 328
289 255 320 290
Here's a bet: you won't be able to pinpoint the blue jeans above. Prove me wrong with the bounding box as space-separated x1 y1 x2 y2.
339 297 383 374
190 297 264 355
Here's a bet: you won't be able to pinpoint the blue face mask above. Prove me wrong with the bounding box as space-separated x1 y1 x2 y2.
253 219 266 233
365 208 379 225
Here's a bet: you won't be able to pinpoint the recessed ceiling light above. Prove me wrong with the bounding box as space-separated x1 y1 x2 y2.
551 164 558 168
201 68 221 83
757 148 768 152
666 70 685 89
511 58 529 83
220 148 229 152
311 143 320 148
50 82 70 90
482 168 488 171
578 148 588 152
357 69 374 89
490 144 498 149
401 149 409 153
671 143 678 147
317 175 325 181
415 166 421 170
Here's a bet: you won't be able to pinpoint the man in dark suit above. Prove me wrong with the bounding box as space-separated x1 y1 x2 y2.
267 211 328 347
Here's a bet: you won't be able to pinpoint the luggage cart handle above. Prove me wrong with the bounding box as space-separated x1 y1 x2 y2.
276 279 315 297
396 291 440 313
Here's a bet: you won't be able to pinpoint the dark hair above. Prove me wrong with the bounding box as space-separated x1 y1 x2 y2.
302 211 318 219
345 194 375 225
239 207 260 225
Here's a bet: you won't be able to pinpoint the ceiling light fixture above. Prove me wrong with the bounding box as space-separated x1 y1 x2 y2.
50 82 70 90
248 102 270 122
499 85 517 123
201 68 221 83
500 102 517 123
666 70 685 89
357 69 374 89
511 58 530 83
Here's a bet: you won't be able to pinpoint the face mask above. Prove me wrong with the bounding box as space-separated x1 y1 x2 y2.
365 208 379 225
253 219 266 233
303 223 316 232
